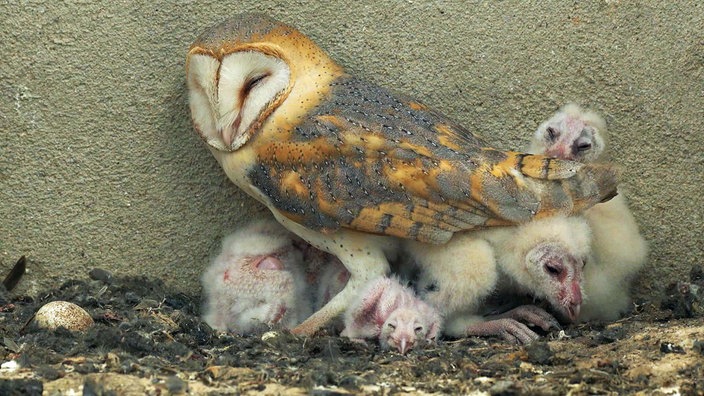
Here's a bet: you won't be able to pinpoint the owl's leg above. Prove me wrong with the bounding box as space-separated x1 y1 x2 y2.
445 314 538 344
491 305 561 331
271 215 393 336
465 318 541 345
293 250 389 335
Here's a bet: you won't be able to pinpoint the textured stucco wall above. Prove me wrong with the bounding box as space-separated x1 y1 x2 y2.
1 1 702 299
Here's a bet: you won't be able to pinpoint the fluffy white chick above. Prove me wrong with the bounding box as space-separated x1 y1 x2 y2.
528 104 648 321
530 103 606 163
577 194 648 321
481 216 592 323
201 220 312 334
341 276 441 354
405 235 498 321
406 218 585 344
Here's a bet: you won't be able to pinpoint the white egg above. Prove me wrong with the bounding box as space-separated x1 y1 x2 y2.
34 301 94 332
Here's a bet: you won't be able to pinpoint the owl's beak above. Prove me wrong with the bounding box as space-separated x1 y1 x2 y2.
220 128 232 149
399 338 409 355
219 113 242 150
563 280 582 322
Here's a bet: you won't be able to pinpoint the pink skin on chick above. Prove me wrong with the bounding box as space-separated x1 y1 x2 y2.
342 277 441 354
462 305 561 345
380 306 440 354
529 103 606 163
525 242 584 321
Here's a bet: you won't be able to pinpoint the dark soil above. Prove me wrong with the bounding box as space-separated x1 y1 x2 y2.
1 264 703 395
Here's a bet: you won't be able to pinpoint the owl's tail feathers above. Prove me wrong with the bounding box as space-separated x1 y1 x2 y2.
480 153 619 225
516 153 584 180
588 163 619 202
528 159 621 219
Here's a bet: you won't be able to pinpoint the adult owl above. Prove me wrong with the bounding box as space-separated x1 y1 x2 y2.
186 14 618 335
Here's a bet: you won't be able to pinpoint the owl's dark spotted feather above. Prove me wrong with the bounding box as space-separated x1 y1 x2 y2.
248 77 617 244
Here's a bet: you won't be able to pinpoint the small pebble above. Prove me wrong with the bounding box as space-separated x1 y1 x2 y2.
599 324 627 344
525 341 553 365
133 298 160 310
124 291 140 304
693 340 704 355
165 375 188 394
489 380 515 394
0 360 20 372
339 374 365 389
0 379 43 395
35 364 61 380
660 342 685 354
88 268 114 284
312 386 353 395
34 301 94 332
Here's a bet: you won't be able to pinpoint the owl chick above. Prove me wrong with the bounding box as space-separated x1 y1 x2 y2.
299 236 442 349
204 218 438 350
528 104 648 322
406 234 498 322
530 103 606 163
186 14 619 335
408 215 588 344
482 215 591 321
201 219 312 334
341 276 441 354
406 234 540 343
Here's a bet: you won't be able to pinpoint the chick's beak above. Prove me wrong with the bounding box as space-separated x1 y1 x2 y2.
399 338 408 355
566 302 581 322
566 281 582 321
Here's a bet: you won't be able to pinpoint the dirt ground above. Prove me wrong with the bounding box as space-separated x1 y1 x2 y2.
1 262 702 395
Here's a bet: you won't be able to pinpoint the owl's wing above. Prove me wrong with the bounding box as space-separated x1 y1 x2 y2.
249 77 618 244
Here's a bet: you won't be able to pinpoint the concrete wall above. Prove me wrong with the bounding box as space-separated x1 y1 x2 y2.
2 1 702 299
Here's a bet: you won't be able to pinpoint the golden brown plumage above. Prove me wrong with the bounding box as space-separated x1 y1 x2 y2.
186 14 619 335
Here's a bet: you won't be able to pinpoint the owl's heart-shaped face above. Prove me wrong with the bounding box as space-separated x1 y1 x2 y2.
187 51 291 152
185 14 344 157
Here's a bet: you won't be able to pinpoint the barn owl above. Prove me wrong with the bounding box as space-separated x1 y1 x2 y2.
200 220 312 334
341 276 441 354
530 103 606 163
408 215 589 343
186 14 619 335
528 104 648 322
